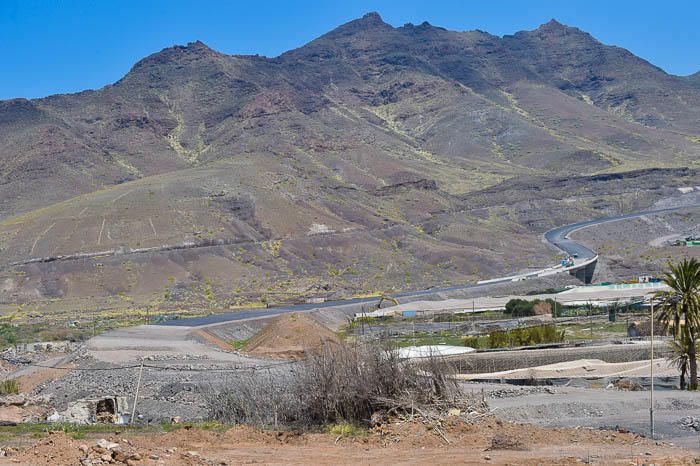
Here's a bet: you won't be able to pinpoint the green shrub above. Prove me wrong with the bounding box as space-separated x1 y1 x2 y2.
327 422 365 436
487 325 565 349
505 298 562 317
461 335 489 349
0 379 20 395
488 330 510 348
228 339 249 350
504 299 535 317
0 325 17 347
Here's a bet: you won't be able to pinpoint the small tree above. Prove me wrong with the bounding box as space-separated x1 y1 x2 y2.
668 338 698 390
505 299 535 317
655 258 700 390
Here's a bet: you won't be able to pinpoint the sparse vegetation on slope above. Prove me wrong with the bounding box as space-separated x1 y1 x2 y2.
1 13 700 311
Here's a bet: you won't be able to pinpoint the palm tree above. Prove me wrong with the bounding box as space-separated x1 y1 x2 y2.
655 258 700 390
668 338 695 390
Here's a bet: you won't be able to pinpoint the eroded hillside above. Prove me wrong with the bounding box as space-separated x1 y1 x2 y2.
1 13 699 308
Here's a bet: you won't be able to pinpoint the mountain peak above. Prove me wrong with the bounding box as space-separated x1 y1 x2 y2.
279 11 394 60
185 40 215 52
359 12 384 24
333 11 391 34
131 40 218 66
526 18 593 41
119 40 221 85
531 19 578 34
166 40 219 58
541 18 565 29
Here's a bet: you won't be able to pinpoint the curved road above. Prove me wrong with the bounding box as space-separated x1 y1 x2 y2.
544 204 700 259
161 203 700 327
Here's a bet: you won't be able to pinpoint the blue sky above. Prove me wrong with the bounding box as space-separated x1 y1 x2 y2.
2 0 699 100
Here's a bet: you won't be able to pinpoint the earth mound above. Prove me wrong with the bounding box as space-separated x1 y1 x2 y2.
242 313 340 359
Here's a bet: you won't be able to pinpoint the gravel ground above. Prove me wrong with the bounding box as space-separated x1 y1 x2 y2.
477 382 700 449
22 311 700 446
34 352 298 422
30 325 299 422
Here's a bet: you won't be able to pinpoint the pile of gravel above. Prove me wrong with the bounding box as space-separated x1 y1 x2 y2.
487 386 557 399
679 416 700 431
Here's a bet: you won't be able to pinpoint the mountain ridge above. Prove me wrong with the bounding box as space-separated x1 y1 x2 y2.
0 13 698 307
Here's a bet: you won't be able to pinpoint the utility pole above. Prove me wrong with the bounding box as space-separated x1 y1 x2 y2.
412 317 416 347
650 297 655 439
131 361 144 425
360 307 365 337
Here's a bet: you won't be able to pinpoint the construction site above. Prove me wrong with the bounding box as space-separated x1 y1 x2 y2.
0 195 696 464
0 268 695 464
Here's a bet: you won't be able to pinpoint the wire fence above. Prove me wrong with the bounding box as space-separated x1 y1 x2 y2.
16 359 297 373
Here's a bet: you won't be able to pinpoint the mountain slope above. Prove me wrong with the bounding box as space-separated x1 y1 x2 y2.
686 71 700 88
0 13 699 307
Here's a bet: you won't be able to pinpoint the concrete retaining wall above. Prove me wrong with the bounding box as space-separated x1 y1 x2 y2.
447 342 670 374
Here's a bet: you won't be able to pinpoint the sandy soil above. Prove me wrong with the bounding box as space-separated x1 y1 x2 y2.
2 417 697 465
15 361 76 393
458 358 677 380
242 312 341 359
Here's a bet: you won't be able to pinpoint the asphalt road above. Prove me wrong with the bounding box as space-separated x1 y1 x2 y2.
161 203 700 327
544 204 700 259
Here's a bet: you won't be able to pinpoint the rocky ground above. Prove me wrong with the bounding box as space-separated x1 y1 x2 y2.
24 327 295 423
482 383 700 449
1 416 697 465
0 311 697 464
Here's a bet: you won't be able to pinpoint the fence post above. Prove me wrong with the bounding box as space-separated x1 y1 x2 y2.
131 361 145 425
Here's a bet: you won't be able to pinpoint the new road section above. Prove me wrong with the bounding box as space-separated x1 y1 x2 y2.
161 203 700 327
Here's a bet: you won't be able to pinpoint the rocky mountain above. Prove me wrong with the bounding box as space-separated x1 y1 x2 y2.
687 71 700 88
1 13 699 308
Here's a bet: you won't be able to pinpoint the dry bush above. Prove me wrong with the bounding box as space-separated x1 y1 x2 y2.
612 378 644 391
204 343 480 428
488 432 529 451
205 370 297 427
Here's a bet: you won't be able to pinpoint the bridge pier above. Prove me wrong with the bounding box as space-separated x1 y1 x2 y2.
570 259 597 284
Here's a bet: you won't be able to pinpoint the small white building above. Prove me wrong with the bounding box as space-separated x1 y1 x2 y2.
396 345 475 359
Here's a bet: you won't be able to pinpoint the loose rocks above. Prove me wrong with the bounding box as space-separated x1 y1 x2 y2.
680 416 700 431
